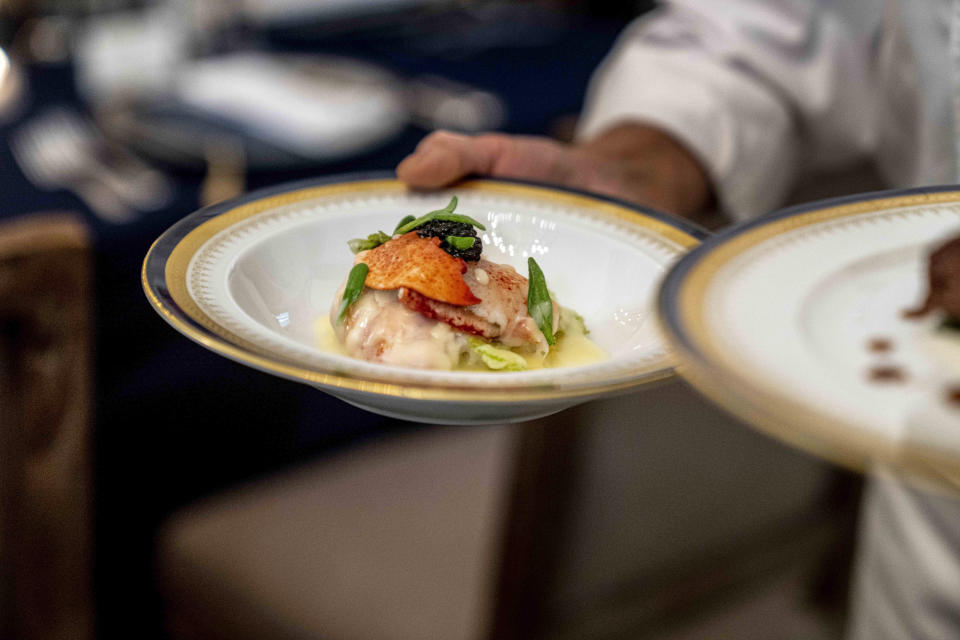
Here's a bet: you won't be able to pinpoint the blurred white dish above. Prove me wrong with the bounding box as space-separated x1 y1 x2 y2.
173 53 407 159
659 185 960 484
98 53 408 170
143 175 704 424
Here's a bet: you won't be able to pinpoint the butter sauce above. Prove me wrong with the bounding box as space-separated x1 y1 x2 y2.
539 333 608 369
316 310 607 371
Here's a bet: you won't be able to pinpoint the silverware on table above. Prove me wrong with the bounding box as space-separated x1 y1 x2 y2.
11 107 172 222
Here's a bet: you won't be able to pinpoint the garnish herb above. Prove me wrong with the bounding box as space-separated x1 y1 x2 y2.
348 231 392 254
527 257 555 346
346 197 484 254
336 263 369 325
467 337 527 371
393 215 416 233
394 196 486 235
571 310 589 335
445 236 476 250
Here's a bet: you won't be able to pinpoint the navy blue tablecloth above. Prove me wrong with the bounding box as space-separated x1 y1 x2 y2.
0 6 634 636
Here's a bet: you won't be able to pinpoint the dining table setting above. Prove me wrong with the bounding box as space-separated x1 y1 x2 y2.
0 2 640 634
5 1 960 638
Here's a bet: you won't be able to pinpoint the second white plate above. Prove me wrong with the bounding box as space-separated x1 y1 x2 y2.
660 186 960 482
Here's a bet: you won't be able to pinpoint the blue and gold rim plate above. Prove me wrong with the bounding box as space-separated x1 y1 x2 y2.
659 184 960 485
143 173 706 424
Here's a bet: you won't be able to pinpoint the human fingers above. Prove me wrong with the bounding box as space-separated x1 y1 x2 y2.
396 130 573 188
396 126 718 225
396 131 502 188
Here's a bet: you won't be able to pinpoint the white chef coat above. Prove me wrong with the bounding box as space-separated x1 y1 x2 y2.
577 0 956 221
576 2 960 639
848 469 960 639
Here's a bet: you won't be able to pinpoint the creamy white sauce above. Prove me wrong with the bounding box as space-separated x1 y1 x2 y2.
331 288 466 369
316 314 347 356
318 290 607 371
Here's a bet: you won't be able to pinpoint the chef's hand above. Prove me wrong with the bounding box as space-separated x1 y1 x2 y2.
396 123 721 228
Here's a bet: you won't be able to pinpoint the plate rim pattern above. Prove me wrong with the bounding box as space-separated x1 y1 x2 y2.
144 172 706 403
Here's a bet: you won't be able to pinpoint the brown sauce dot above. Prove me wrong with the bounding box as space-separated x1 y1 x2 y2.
868 365 907 383
946 385 960 406
867 337 894 353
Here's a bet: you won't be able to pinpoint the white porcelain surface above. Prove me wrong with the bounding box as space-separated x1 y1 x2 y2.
698 202 960 455
162 181 699 424
175 53 407 159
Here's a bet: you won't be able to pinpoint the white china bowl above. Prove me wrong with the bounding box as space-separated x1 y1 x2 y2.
144 176 703 424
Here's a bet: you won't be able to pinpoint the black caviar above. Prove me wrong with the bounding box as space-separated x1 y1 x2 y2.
415 219 483 261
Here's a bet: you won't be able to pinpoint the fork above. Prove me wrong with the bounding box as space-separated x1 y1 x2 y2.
12 112 134 222
48 108 172 209
12 107 171 221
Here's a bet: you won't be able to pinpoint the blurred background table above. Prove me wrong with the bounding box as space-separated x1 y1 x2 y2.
0 1 646 636
0 2 862 640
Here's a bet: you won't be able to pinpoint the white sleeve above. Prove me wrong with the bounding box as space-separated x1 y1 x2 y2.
576 0 880 221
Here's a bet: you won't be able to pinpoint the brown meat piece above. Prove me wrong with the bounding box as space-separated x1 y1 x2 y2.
906 235 960 318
